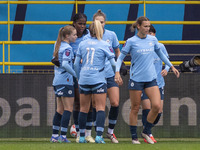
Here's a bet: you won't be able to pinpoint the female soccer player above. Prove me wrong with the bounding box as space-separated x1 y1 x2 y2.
141 25 170 143
70 13 95 143
50 25 77 143
115 16 180 144
74 20 116 144
92 9 123 143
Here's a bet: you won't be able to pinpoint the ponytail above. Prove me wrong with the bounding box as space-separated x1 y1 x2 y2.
130 16 149 32
130 23 137 32
89 20 103 40
53 25 76 59
53 27 64 59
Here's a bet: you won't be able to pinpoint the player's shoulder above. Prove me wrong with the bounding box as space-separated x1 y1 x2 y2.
147 34 157 40
158 42 168 53
125 35 137 43
147 35 159 44
85 28 90 35
79 38 89 46
82 32 91 41
60 41 72 50
100 39 110 47
158 42 165 48
157 42 166 50
104 29 117 36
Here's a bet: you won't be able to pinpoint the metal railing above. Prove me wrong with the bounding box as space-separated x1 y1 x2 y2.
1 0 200 73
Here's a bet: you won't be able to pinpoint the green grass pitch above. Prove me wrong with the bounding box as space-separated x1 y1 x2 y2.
0 138 200 150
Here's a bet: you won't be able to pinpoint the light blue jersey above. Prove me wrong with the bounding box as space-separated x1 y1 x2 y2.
70 30 89 88
75 37 115 85
102 29 120 78
84 29 119 78
70 29 89 57
53 41 74 86
154 43 170 88
118 35 172 82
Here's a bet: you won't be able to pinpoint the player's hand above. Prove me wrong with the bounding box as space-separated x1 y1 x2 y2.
171 66 180 78
161 69 168 77
115 72 123 86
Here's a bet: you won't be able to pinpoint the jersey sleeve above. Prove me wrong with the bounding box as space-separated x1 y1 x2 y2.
104 44 115 60
160 43 170 71
121 39 132 55
82 34 90 41
154 37 172 68
111 31 120 49
74 56 81 79
116 53 126 72
160 43 169 58
62 47 73 62
155 47 172 68
76 43 82 59
153 36 160 51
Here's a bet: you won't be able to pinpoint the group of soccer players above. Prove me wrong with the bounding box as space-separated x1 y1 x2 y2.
50 10 180 144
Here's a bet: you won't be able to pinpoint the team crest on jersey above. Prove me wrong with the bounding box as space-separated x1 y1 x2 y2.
106 39 110 43
131 82 134 87
149 42 153 46
68 90 72 95
65 49 70 56
109 46 114 53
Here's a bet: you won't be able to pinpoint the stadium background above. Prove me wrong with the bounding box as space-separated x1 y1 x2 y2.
0 0 200 138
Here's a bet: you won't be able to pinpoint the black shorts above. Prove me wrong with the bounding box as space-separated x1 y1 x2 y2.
141 87 164 100
128 79 158 90
106 76 119 89
79 83 107 94
54 85 74 97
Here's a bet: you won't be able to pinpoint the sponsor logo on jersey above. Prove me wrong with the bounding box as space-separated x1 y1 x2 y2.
65 49 70 56
97 88 104 93
88 41 97 45
135 43 139 46
149 42 153 46
137 48 153 54
82 67 98 71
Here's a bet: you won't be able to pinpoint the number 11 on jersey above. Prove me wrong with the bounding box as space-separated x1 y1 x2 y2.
86 47 95 65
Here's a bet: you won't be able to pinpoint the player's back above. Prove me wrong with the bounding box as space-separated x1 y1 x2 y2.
77 38 114 85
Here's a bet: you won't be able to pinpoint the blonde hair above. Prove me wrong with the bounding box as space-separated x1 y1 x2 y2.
89 20 103 40
93 9 106 21
130 16 149 32
53 25 75 59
